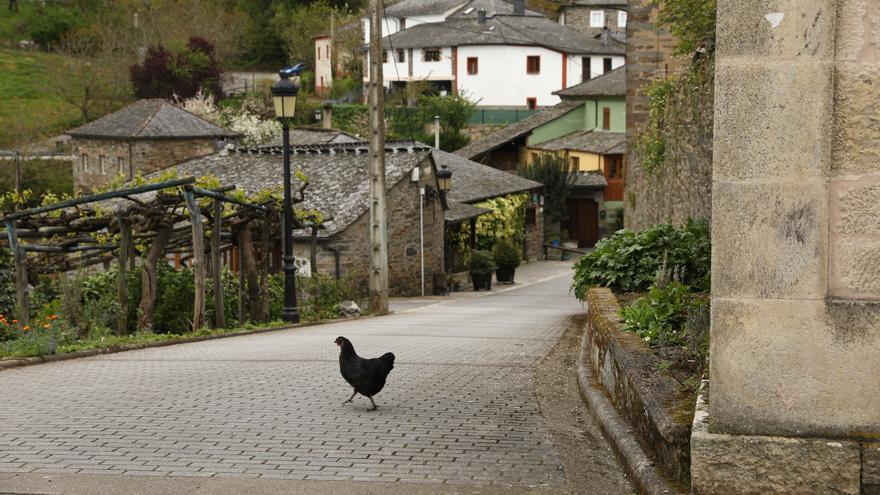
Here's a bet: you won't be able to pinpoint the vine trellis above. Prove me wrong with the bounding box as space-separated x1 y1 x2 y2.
0 175 312 333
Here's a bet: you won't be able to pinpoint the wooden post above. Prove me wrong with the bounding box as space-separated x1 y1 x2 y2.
469 218 477 251
211 199 225 328
116 214 131 334
368 0 390 314
238 223 261 322
137 225 171 333
4 219 29 328
310 225 318 276
237 227 245 325
13 151 21 213
259 214 271 321
183 189 206 331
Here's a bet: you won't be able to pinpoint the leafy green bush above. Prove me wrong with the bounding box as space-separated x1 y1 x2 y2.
572 220 710 298
25 5 82 47
493 240 521 271
296 274 356 321
468 250 497 276
620 282 705 347
0 247 13 318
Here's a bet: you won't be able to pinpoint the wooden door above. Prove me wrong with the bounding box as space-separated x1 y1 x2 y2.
568 198 599 247
603 154 624 201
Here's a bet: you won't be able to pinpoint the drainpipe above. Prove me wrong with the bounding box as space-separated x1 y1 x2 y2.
419 186 426 296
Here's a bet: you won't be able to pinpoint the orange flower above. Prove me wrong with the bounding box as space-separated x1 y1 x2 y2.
43 324 50 329
48 315 58 320
12 319 17 324
22 325 29 331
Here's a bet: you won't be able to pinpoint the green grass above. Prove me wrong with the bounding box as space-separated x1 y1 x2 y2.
0 49 82 148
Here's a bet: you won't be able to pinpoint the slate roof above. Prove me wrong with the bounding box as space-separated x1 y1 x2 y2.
454 101 583 159
573 172 607 188
385 0 467 17
66 99 239 140
449 0 544 18
382 15 624 54
261 128 363 148
554 66 625 97
530 130 625 153
151 143 434 238
433 149 542 204
565 0 627 6
445 201 491 223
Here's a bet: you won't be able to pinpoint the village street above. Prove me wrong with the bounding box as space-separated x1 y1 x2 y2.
0 262 633 495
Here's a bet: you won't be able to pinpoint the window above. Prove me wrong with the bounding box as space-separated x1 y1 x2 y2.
582 57 591 81
603 57 613 73
606 155 623 179
618 10 627 28
397 49 405 63
526 55 540 74
530 152 539 163
117 157 124 174
423 48 441 62
526 97 537 110
467 57 478 75
81 154 88 172
326 46 330 58
570 156 580 170
99 155 106 174
316 47 320 60
382 50 388 63
525 205 537 226
590 10 605 27
602 107 611 130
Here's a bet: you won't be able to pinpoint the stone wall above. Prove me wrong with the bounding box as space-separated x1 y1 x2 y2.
524 204 543 261
692 1 880 493
623 57 714 230
624 0 692 231
562 6 625 38
72 138 219 191
322 160 445 297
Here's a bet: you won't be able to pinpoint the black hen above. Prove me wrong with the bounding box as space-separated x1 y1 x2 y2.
335 336 395 411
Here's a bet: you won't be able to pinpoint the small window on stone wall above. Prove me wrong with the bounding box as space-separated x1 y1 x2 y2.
81 154 89 172
117 157 124 174
526 205 537 226
99 155 106 174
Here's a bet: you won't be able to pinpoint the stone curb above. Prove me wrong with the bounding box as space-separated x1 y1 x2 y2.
576 324 685 495
0 314 376 372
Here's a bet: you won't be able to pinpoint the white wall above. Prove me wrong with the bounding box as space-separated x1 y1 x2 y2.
368 46 454 84
314 38 332 91
456 45 564 107
564 54 626 86
363 16 401 43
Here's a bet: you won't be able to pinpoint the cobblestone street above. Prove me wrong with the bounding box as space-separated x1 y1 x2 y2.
0 262 631 494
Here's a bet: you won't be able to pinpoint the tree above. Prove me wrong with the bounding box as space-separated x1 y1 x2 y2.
517 154 577 224
130 37 223 100
388 92 476 151
51 27 133 122
656 0 716 55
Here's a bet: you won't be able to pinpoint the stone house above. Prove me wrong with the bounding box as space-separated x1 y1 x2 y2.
558 0 628 40
163 142 446 297
66 99 239 192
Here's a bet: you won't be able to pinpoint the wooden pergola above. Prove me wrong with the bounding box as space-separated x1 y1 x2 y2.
0 176 303 333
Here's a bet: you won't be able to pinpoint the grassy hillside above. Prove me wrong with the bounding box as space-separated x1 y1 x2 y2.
0 49 82 149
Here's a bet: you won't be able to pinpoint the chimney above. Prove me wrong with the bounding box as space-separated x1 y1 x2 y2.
477 9 487 23
322 102 333 129
513 0 525 15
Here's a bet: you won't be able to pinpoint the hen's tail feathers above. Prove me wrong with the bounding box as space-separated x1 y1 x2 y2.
380 352 395 371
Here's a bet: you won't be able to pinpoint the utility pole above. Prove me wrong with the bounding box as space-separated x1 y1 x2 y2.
368 0 389 314
330 12 336 80
13 150 21 212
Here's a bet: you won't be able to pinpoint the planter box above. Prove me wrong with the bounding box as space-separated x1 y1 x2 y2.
471 272 492 291
586 287 693 486
496 266 516 283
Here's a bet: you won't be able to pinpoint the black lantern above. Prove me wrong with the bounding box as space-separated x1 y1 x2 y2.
271 64 304 323
436 164 452 193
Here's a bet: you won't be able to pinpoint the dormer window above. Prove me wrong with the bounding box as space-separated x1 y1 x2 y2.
423 48 441 62
590 10 604 27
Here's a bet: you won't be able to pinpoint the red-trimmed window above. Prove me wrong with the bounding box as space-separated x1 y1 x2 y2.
526 97 537 110
467 57 478 75
602 107 611 130
423 48 441 62
526 56 540 74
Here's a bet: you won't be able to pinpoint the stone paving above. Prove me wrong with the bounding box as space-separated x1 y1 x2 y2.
0 265 587 487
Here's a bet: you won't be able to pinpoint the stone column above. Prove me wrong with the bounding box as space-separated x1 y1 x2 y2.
692 1 880 493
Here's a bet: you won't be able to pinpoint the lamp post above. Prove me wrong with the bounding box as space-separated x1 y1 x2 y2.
436 163 452 197
272 65 303 323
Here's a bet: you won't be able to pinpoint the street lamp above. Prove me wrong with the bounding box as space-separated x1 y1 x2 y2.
436 163 452 196
272 64 303 323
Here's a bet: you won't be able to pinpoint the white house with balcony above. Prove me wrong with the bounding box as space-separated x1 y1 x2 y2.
359 0 625 108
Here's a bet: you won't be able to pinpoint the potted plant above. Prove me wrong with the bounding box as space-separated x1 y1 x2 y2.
493 240 521 284
468 250 496 291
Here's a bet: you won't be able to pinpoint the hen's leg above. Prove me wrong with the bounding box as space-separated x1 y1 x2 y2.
343 389 357 404
367 396 378 411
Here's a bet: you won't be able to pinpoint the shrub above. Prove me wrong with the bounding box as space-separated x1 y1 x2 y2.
130 37 223 100
572 220 710 298
493 240 521 271
620 282 705 347
0 247 13 319
25 6 82 47
517 154 577 224
468 250 497 276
